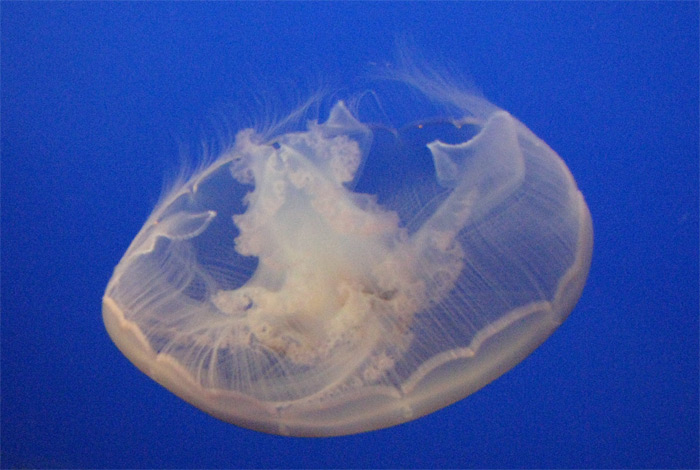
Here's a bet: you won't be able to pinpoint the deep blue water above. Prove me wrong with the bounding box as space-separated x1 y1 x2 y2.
2 3 698 469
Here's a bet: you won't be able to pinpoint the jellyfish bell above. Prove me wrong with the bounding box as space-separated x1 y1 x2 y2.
102 71 593 437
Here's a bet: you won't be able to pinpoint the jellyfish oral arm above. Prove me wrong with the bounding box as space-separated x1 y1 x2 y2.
214 103 412 374
421 111 525 246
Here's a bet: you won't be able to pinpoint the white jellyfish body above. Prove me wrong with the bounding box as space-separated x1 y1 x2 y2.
103 75 593 436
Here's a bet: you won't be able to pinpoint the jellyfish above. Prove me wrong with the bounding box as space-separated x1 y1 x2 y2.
102 69 593 437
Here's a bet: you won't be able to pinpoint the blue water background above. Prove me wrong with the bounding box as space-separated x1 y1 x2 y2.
2 3 698 468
